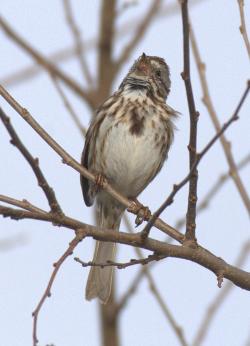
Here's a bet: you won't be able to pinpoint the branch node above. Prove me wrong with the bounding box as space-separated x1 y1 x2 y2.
217 271 224 288
181 71 188 81
183 237 198 249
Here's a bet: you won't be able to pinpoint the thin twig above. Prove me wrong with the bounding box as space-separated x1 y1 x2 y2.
0 83 183 243
175 153 250 229
141 81 250 239
63 0 93 85
193 240 250 346
0 16 94 109
180 0 199 243
0 107 63 214
0 194 46 214
50 75 86 137
190 24 250 216
74 253 165 269
32 234 82 346
237 0 250 59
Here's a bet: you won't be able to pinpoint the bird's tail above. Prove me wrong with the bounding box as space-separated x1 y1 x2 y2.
85 199 123 304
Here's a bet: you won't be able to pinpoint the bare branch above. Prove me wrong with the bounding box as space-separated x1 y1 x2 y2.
180 0 199 243
32 234 82 346
0 1 206 88
0 194 46 214
1 201 250 292
237 0 250 59
193 240 250 346
141 81 250 239
74 253 165 269
0 107 63 214
190 24 250 216
0 16 94 108
62 0 93 85
175 153 250 229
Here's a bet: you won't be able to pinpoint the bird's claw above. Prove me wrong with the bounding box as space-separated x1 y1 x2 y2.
94 173 107 189
127 199 151 227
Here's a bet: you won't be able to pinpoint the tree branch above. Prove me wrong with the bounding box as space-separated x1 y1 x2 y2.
237 0 250 59
193 240 250 346
74 253 165 269
62 0 93 85
0 16 94 109
96 0 117 104
32 234 82 346
190 24 250 216
0 107 63 214
175 152 250 229
141 81 250 239
180 0 199 242
0 1 205 88
1 202 250 291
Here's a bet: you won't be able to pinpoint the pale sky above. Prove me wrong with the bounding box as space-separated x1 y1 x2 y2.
0 1 250 345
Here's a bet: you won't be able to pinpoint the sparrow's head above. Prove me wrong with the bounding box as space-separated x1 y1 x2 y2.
121 53 171 100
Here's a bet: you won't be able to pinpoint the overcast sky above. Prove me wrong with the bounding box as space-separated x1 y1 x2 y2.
0 1 250 345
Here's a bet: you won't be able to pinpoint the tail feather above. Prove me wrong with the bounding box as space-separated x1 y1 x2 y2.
85 199 123 304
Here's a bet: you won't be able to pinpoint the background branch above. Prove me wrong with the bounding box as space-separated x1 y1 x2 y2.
63 0 93 85
175 152 250 229
141 81 249 238
193 240 250 346
32 234 81 346
0 107 62 214
0 16 94 108
190 24 250 216
237 0 250 59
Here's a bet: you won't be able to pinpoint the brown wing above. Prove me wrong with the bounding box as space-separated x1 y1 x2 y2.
80 127 93 206
80 110 106 206
80 93 119 206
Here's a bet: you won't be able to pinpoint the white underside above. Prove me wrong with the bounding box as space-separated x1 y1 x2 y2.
94 92 167 197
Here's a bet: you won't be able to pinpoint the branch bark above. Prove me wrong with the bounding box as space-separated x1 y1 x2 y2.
237 0 250 59
1 203 250 291
180 0 199 243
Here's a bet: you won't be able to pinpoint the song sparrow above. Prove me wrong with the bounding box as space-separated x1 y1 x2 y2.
81 53 177 303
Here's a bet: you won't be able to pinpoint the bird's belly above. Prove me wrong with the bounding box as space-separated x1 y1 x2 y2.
100 121 164 197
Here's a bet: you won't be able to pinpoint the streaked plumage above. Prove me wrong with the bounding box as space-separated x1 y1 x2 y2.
81 53 178 303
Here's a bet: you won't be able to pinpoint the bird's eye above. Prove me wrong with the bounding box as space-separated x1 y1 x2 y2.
155 70 161 77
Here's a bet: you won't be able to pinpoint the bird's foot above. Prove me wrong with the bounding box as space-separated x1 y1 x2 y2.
128 198 151 226
94 173 107 190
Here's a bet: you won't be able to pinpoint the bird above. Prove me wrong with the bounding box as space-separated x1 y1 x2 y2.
81 53 178 304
